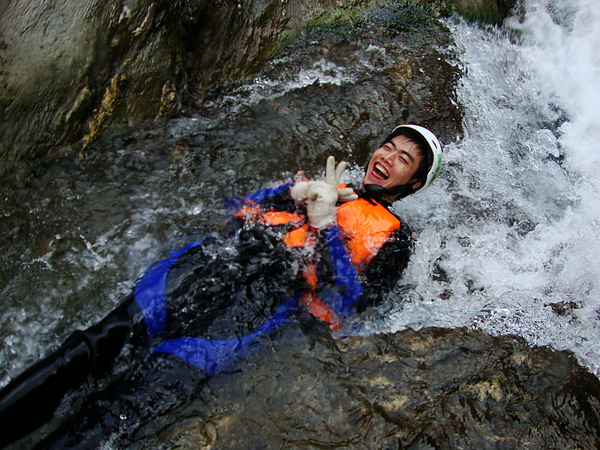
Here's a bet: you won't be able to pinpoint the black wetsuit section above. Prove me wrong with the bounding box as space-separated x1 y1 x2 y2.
0 185 414 448
0 297 143 449
162 229 305 342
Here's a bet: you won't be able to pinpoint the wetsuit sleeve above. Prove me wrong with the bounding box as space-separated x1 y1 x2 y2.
356 225 414 312
0 295 145 448
245 181 297 211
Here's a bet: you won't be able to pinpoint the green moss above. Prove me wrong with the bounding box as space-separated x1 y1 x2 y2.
305 8 365 30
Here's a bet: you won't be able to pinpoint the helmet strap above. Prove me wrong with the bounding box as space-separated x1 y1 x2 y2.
363 183 415 201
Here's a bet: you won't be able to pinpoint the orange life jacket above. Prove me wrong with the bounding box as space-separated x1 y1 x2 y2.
233 189 401 328
336 197 401 268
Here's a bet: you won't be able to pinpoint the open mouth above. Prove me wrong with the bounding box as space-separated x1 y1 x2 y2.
373 162 389 180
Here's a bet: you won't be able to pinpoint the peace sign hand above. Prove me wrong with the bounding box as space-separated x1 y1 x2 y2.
305 156 357 229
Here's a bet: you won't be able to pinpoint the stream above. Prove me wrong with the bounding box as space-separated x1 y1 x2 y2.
371 0 600 375
1 0 599 445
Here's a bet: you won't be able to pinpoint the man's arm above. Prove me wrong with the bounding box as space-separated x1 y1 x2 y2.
355 226 414 312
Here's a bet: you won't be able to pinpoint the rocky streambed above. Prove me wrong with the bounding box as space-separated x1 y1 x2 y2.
164 326 600 449
2 0 600 448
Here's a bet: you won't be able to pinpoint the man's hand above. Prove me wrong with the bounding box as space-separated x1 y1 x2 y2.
290 158 358 207
304 156 357 229
329 157 358 204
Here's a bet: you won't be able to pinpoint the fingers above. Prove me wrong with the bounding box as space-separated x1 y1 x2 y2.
290 180 309 203
324 156 349 186
325 156 336 185
335 160 347 183
306 181 328 201
337 187 358 202
337 187 354 197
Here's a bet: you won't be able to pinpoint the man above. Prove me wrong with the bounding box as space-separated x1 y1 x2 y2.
0 124 442 448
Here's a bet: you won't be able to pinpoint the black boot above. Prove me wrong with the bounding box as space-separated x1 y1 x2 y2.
0 296 143 448
0 333 92 448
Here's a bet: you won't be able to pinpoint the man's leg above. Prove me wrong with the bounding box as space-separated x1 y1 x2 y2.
36 352 208 449
0 296 142 448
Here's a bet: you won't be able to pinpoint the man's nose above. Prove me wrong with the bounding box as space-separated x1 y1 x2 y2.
382 150 395 162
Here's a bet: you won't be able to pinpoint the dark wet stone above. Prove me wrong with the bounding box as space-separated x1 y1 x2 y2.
163 326 600 449
0 0 515 173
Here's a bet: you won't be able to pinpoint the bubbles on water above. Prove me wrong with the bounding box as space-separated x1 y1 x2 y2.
200 57 357 121
380 0 600 375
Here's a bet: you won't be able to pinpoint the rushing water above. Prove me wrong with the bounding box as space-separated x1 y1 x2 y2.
0 0 599 412
363 0 600 375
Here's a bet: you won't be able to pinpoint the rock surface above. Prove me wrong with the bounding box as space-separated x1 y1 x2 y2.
165 326 600 449
0 0 516 172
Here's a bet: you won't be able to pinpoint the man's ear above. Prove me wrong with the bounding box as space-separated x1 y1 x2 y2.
410 180 423 191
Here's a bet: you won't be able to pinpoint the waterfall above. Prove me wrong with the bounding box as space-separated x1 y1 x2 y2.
376 0 600 375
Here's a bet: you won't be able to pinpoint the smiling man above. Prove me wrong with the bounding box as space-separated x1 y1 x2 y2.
363 124 442 203
0 124 442 448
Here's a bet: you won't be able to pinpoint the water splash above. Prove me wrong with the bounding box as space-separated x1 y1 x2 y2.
374 0 600 375
2 0 598 389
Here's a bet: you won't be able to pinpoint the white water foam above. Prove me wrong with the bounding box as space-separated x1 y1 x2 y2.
376 0 600 375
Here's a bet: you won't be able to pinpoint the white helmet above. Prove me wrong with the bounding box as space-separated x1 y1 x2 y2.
391 124 443 191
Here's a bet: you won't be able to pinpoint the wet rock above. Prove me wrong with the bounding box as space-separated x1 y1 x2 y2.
165 326 600 449
424 0 518 24
0 0 199 168
0 0 514 174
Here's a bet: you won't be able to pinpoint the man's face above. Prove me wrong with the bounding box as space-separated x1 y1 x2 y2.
363 135 424 191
